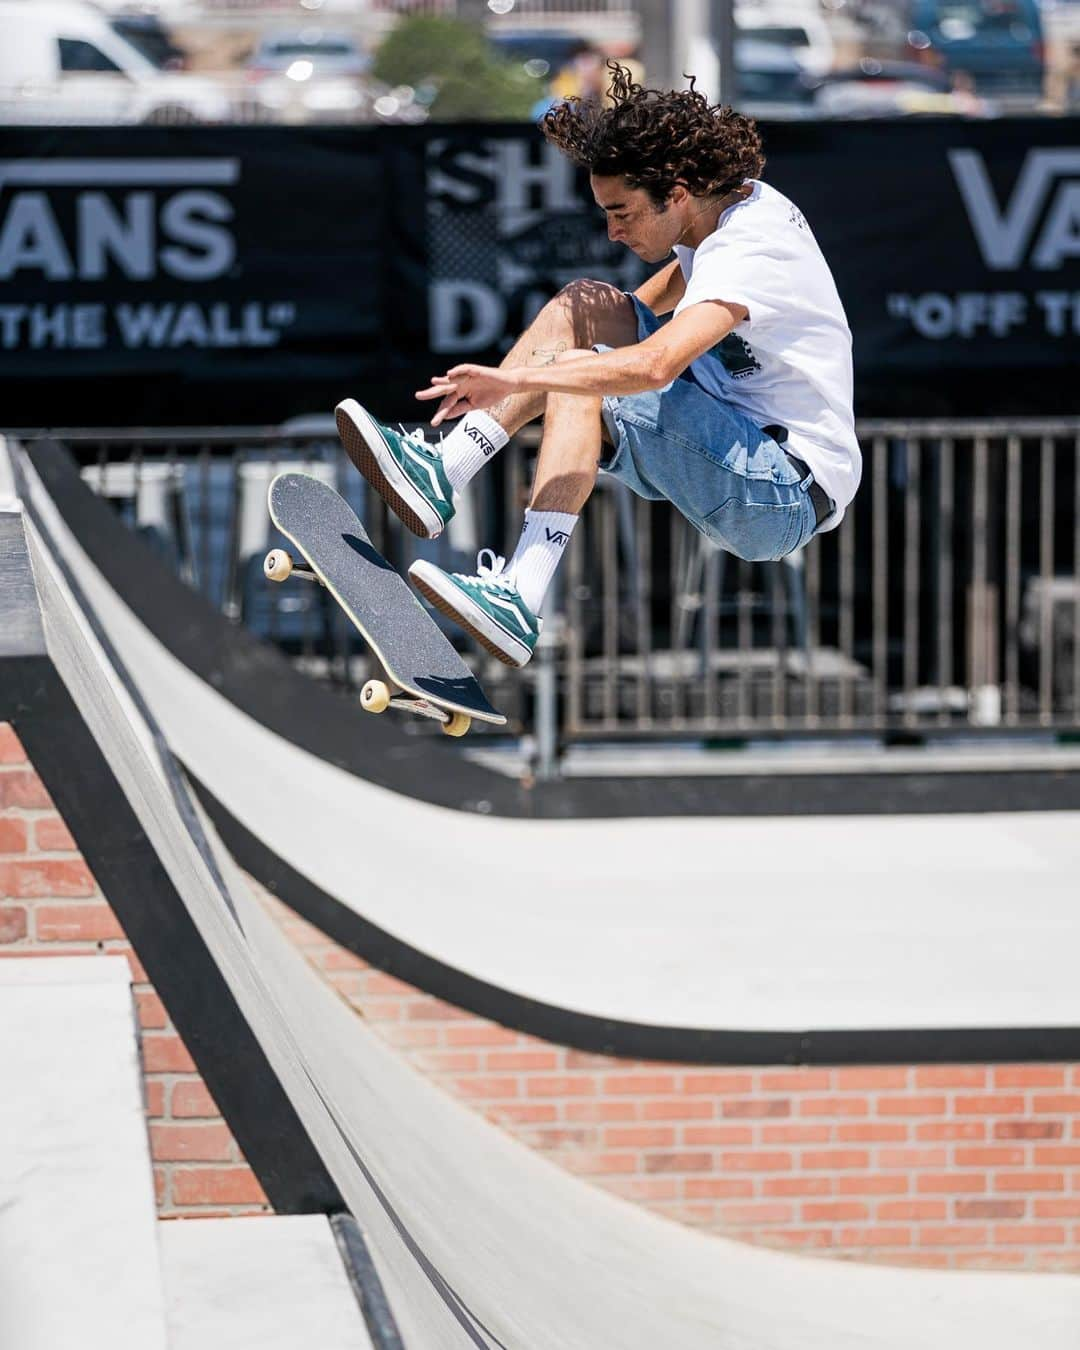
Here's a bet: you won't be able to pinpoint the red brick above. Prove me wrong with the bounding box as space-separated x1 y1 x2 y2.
604 1127 675 1149
142 1035 197 1074
3 862 96 902
443 1025 520 1049
171 1168 267 1206
456 1076 519 1099
757 1070 831 1092
1034 1199 1080 1219
604 1178 679 1203
564 1102 635 1123
837 1123 908 1143
955 1200 1026 1220
878 1148 947 1169
759 1228 833 1248
526 1128 595 1149
1034 1146 1080 1166
996 1121 1063 1140
720 1150 792 1172
1032 1094 1080 1113
954 1251 1026 1269
563 1051 617 1070
641 1099 714 1121
151 1124 234 1162
681 1073 754 1094
0 725 26 763
144 1081 166 1117
801 1149 870 1170
954 1146 1025 1167
955 1094 1026 1116
719 1203 793 1225
685 1178 755 1199
994 1172 1065 1193
525 1076 591 1097
877 1095 947 1116
917 1173 987 1194
171 1081 217 1118
484 1051 559 1071
0 820 27 853
486 1104 558 1125
832 1068 908 1091
836 1174 909 1196
879 1201 948 1221
557 1152 636 1177
915 1121 986 1142
0 770 50 808
798 1097 869 1117
994 1066 1066 1089
643 1151 712 1173
993 1224 1066 1245
33 818 77 852
0 906 27 943
379 1025 439 1049
763 1176 832 1197
914 1066 987 1089
721 1099 790 1119
603 1074 677 1095
136 991 168 1031
153 1167 167 1207
761 1125 831 1145
836 1227 912 1248
405 996 471 1021
921 1225 989 1246
802 1201 869 1222
35 902 120 940
419 1052 479 1074
683 1125 754 1146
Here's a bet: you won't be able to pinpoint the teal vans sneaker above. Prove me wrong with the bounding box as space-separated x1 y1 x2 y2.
335 398 454 539
409 551 542 668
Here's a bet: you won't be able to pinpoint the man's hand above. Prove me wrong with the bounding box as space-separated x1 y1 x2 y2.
416 365 524 427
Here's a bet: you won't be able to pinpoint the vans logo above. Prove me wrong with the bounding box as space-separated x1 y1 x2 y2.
545 528 571 546
465 426 497 456
949 149 1080 271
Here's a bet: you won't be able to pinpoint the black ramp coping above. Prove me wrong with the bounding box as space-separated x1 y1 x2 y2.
268 472 501 721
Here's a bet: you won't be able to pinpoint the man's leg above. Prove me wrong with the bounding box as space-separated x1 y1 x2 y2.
336 281 637 539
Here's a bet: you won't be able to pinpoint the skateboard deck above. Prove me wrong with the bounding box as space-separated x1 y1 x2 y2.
265 471 505 731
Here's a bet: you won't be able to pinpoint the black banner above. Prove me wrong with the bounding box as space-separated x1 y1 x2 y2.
0 118 1077 428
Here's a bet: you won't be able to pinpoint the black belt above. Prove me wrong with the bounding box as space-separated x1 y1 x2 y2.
762 424 833 528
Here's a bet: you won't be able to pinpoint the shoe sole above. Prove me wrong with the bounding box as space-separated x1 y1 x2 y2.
409 561 533 669
335 399 445 540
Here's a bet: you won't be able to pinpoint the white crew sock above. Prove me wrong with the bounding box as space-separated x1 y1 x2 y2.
439 411 509 492
507 510 578 614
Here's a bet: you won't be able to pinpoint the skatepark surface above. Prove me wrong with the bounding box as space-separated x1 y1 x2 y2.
3 437 1080 1345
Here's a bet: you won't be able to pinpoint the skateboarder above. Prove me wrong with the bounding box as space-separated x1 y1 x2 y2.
336 64 861 669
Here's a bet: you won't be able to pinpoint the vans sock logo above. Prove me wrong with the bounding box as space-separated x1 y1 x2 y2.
545 528 571 546
465 427 497 457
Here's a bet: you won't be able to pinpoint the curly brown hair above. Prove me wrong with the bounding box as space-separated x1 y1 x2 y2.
541 64 765 206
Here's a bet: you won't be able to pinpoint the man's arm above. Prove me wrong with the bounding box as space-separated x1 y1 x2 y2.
634 258 686 317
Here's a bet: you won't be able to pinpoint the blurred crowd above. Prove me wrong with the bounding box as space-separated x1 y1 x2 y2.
1 0 1077 125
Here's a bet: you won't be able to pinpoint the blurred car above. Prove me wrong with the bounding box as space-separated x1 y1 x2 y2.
108 11 187 70
734 4 837 75
808 56 992 113
0 0 233 123
246 29 371 81
735 36 818 111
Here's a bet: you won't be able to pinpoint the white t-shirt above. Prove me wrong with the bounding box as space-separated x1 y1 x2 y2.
672 179 860 528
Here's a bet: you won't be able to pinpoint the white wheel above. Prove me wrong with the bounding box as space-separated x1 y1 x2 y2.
264 549 293 582
441 712 471 738
361 680 391 714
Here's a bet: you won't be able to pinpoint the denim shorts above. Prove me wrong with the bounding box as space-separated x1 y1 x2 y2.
596 295 822 563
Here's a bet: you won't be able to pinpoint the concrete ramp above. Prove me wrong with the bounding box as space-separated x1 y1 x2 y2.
2 458 1079 1344
0 957 168 1350
161 1215 375 1350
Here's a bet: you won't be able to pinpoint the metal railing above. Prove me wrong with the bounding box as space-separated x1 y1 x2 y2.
27 416 1080 764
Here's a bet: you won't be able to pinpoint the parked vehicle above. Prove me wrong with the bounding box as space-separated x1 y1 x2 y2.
734 4 837 75
246 29 371 81
0 1 233 124
809 57 992 114
735 37 818 112
907 0 1044 97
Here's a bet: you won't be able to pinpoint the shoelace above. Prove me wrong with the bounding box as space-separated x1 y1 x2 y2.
455 548 518 592
398 424 443 457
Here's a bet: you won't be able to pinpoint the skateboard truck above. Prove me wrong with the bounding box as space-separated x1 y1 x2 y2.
263 548 472 737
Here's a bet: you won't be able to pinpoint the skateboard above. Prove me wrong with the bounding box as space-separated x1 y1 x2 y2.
264 471 506 737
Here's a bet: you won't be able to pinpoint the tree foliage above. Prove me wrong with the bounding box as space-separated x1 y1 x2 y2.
373 16 537 121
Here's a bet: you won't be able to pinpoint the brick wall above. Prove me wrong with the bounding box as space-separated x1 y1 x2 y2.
4 717 1080 1268
261 896 1080 1274
0 724 268 1218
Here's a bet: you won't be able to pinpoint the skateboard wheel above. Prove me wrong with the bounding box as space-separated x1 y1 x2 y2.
264 549 293 582
361 680 391 714
441 712 471 738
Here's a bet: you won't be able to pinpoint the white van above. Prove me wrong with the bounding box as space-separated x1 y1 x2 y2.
0 1 233 124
